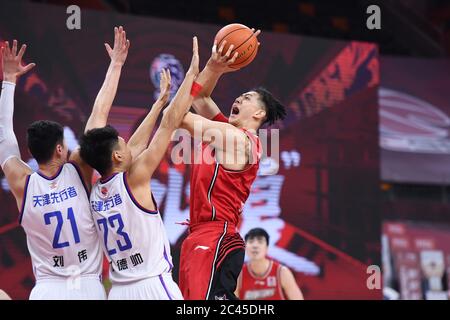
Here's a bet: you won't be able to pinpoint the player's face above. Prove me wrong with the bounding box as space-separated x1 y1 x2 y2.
229 91 265 126
114 137 133 170
246 236 269 261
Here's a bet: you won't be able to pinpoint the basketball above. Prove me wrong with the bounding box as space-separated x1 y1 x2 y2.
214 23 259 69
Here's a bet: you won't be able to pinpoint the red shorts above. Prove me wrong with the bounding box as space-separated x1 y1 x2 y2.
179 220 245 300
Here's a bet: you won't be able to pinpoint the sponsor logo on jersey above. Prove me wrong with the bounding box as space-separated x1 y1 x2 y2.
244 289 275 299
194 245 210 251
100 186 108 198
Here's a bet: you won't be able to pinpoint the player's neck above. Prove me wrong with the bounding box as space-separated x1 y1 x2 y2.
38 159 65 177
250 257 271 275
101 167 122 182
238 120 259 133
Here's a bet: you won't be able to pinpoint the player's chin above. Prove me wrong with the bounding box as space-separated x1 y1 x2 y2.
228 116 238 126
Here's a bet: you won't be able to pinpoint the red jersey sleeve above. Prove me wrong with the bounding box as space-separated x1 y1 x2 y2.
211 112 229 123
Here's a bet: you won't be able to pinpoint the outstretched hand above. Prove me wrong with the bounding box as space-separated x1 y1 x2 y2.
186 36 199 77
1 40 36 83
104 26 130 66
156 68 171 106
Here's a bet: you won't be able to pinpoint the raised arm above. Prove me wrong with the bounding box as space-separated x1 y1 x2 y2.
127 68 171 160
0 40 35 210
127 37 199 188
84 26 129 132
192 29 260 119
69 26 129 187
190 40 236 119
181 112 249 170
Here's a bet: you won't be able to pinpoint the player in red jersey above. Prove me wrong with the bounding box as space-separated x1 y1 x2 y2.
236 228 304 300
178 35 287 300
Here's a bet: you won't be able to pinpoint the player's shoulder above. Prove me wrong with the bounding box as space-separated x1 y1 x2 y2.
63 161 88 182
63 161 80 174
242 129 262 159
272 259 287 272
63 161 91 194
277 263 294 281
240 262 252 279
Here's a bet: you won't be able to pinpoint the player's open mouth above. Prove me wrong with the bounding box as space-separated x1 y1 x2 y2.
231 106 240 115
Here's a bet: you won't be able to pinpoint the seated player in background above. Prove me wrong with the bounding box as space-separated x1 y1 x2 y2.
236 228 304 300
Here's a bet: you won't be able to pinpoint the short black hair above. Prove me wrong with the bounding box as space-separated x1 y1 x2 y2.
27 120 64 164
245 228 270 245
253 87 287 126
79 125 119 176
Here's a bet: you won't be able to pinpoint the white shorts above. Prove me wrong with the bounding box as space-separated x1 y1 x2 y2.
29 275 106 300
108 273 183 300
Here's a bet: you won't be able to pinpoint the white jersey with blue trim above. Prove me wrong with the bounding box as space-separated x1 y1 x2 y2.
90 172 173 284
20 162 103 280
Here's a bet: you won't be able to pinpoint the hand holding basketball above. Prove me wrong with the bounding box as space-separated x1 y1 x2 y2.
208 24 261 73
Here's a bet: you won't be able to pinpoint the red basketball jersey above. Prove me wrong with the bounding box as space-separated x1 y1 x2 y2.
240 259 286 300
189 113 262 226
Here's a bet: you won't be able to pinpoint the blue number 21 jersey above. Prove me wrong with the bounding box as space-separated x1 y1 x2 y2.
20 162 102 280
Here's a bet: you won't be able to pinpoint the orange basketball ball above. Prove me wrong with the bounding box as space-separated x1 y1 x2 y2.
214 23 259 69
